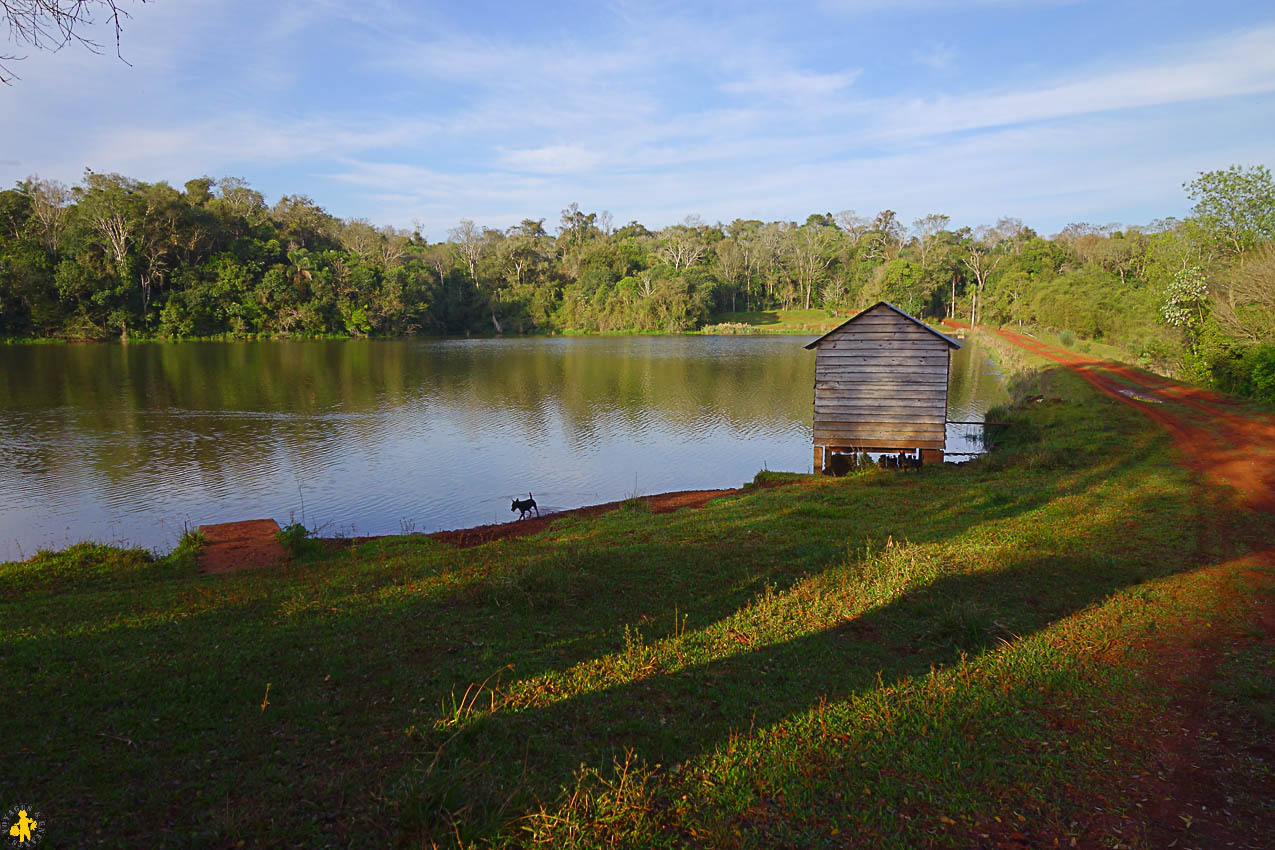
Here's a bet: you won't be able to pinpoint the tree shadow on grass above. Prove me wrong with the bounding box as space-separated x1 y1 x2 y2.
385 480 1253 845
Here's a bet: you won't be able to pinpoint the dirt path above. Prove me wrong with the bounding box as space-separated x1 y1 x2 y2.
993 326 1275 848
994 327 1275 514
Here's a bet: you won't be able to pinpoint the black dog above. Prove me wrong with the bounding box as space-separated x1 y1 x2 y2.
511 493 538 519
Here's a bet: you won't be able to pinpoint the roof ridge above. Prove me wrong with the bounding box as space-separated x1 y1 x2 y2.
803 301 962 349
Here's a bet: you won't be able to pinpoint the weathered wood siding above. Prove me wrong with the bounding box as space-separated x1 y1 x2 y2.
812 305 950 450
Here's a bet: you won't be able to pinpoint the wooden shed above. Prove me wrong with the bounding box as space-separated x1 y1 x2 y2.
805 302 961 472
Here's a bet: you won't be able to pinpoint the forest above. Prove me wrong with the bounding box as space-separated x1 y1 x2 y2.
1 165 1272 400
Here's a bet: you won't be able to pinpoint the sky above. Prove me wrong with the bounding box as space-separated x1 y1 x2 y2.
2 0 1274 238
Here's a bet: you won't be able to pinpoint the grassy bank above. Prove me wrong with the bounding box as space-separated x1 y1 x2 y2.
702 308 965 337
2 358 1272 846
702 309 846 334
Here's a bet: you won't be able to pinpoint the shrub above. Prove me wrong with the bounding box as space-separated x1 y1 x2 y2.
174 527 206 559
1252 345 1275 403
1059 329 1076 347
1211 343 1275 403
277 523 321 558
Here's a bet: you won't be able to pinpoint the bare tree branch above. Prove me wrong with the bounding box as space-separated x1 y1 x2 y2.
2 0 144 83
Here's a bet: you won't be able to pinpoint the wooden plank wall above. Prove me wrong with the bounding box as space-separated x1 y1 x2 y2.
813 306 950 450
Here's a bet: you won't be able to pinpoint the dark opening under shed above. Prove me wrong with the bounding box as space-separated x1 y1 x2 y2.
805 302 961 472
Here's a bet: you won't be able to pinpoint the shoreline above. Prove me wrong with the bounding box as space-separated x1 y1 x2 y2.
326 487 756 551
196 485 779 573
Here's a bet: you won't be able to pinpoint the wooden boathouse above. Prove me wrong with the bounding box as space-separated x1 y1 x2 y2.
806 302 961 472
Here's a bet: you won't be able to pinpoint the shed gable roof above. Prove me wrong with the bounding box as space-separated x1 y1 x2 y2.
803 302 962 350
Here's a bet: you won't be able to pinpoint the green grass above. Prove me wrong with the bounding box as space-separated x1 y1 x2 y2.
706 309 846 334
1008 323 1147 366
2 359 1272 847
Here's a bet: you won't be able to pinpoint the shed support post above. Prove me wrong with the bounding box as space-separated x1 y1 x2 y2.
813 444 825 474
921 448 944 465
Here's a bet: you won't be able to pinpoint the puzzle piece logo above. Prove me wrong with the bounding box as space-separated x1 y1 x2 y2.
4 806 45 847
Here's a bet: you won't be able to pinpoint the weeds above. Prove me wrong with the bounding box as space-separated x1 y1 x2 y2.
174 526 205 558
276 522 321 559
620 495 649 514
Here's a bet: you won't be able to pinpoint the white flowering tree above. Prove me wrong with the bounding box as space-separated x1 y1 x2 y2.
1162 266 1209 354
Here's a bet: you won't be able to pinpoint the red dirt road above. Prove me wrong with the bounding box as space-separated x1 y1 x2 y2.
994 327 1275 515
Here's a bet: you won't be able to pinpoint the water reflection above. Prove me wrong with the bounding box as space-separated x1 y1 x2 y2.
0 336 1006 559
946 339 1012 457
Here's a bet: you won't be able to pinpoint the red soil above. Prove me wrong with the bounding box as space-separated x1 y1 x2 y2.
197 519 286 574
994 328 1275 514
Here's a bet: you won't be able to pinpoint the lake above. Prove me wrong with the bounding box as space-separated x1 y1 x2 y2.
0 335 1008 560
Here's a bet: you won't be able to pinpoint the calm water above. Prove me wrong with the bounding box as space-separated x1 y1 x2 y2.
0 335 1007 560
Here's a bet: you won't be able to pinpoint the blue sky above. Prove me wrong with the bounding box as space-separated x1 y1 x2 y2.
2 0 1274 237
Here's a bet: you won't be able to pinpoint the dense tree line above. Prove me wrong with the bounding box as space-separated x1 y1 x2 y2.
1 165 1272 400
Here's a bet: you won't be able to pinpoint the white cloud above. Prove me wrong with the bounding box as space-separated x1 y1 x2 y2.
498 145 606 175
877 24 1275 140
911 43 957 71
720 68 861 99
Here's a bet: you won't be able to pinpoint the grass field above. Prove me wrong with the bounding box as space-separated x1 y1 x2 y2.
702 309 847 334
2 350 1272 847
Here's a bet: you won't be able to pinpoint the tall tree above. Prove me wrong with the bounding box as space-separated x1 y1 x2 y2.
20 175 72 251
791 224 835 310
1185 165 1275 256
961 225 1005 326
447 219 485 285
911 213 950 271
